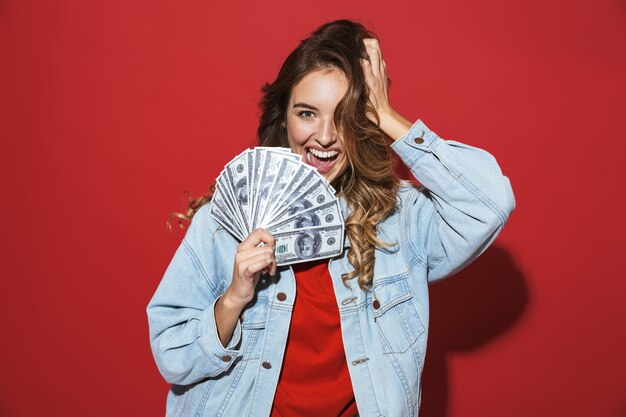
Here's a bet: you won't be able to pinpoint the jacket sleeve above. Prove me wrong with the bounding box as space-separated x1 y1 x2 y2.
390 119 516 283
146 203 243 385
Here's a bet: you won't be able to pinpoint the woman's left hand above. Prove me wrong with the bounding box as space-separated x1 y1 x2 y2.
361 38 414 140
361 38 393 123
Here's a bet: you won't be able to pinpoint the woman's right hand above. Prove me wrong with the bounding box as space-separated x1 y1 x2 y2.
223 228 277 310
215 229 276 347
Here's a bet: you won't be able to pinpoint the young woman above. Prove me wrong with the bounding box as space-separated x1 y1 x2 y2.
147 19 515 417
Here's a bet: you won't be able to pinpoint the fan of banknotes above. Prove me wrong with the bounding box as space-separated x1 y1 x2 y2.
209 147 345 266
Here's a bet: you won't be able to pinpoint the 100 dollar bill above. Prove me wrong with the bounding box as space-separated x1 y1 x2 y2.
274 224 344 266
267 200 343 234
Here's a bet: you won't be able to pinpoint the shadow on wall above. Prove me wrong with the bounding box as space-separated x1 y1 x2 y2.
419 245 528 417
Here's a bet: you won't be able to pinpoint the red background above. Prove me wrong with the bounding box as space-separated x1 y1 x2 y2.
1 0 625 416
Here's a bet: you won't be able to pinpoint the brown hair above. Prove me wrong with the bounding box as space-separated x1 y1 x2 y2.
172 19 399 290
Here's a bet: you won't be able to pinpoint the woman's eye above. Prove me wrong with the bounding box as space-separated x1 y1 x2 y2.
298 111 316 119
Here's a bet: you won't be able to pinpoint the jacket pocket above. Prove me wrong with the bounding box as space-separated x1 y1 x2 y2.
372 277 425 354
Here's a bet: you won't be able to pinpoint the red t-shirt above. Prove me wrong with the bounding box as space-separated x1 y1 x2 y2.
270 259 358 417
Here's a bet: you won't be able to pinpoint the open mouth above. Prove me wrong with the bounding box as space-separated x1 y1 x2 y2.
305 148 339 175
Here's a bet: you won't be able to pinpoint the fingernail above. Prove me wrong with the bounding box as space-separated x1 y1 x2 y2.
265 258 272 264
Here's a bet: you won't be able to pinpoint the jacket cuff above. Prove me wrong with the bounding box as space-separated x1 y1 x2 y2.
199 296 242 371
390 119 442 169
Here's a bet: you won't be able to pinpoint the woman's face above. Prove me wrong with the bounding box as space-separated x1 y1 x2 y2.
285 68 349 185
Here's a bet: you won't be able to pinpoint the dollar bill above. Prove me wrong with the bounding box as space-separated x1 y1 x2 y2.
273 224 345 266
217 171 247 234
267 200 343 234
223 149 253 233
249 148 265 228
260 163 310 224
254 158 300 228
249 148 293 225
209 190 246 241
252 151 301 229
267 166 317 218
267 178 336 227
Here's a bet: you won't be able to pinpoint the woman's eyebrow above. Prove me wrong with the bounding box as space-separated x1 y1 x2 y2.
292 102 319 111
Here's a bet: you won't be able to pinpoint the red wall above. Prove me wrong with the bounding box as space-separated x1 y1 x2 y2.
1 0 625 416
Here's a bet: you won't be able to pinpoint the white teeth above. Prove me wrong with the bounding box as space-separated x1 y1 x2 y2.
308 148 338 159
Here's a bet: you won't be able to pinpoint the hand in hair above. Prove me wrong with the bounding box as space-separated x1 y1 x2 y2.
361 38 414 141
361 38 392 123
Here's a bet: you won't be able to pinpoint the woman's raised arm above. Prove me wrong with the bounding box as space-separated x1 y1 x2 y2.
361 37 515 282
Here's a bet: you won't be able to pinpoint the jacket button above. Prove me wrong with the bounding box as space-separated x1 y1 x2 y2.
276 292 287 301
220 355 232 362
262 361 272 369
413 137 424 144
373 299 381 310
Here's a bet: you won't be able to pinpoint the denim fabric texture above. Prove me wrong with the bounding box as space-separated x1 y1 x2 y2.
147 119 516 417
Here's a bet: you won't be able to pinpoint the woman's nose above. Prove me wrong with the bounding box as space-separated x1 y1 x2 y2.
315 119 338 146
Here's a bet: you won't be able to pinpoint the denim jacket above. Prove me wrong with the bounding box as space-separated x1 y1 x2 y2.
147 119 515 417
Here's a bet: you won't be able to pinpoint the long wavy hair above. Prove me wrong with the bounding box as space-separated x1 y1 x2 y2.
172 19 399 290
